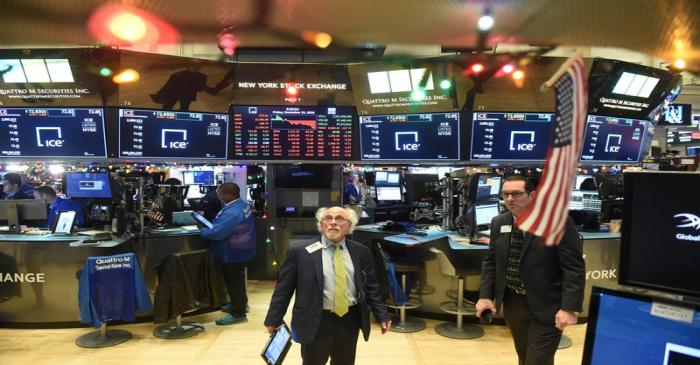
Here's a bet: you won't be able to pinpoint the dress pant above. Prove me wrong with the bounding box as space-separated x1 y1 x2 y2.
503 288 562 365
301 305 361 365
219 261 248 317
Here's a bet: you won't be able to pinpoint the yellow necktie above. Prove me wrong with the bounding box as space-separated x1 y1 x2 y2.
334 244 349 316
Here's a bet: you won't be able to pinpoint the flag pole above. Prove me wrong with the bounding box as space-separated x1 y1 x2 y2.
540 47 586 91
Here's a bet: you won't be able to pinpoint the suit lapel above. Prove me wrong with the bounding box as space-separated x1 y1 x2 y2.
501 214 514 263
311 240 324 291
346 241 362 287
520 231 535 261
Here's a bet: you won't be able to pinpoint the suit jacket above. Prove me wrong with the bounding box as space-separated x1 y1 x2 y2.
264 238 390 345
479 212 585 325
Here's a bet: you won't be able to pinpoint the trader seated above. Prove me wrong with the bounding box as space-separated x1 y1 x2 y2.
34 185 85 228
2 173 34 200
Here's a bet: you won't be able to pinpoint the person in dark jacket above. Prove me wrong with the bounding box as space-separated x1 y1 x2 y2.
34 185 85 227
2 173 33 200
199 182 256 326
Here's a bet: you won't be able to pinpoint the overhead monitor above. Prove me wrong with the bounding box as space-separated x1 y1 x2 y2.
469 173 503 202
118 108 228 159
658 103 692 126
376 186 402 202
359 112 460 161
687 145 699 157
231 105 353 160
0 107 107 158
621 172 700 298
667 127 700 146
582 286 700 365
580 115 647 164
470 112 553 162
474 202 500 227
274 165 333 189
65 172 112 198
193 171 214 185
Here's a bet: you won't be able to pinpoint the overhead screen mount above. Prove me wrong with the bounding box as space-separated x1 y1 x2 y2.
231 105 354 161
118 108 229 159
0 107 107 158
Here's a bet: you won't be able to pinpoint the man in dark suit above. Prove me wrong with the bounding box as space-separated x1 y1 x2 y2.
476 175 585 365
264 206 392 365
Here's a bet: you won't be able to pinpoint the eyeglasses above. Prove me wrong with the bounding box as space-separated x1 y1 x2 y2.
322 215 349 224
502 191 528 199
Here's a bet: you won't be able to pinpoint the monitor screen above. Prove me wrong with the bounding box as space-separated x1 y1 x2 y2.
575 174 596 190
620 172 700 297
386 172 400 185
470 173 503 201
582 286 700 365
359 112 460 161
376 186 402 201
687 145 700 157
667 127 700 146
658 103 692 126
118 109 228 159
193 171 214 185
474 202 500 227
580 115 647 164
231 105 353 160
375 171 388 184
0 107 107 158
274 165 333 189
470 112 553 162
568 190 602 212
404 174 439 204
65 172 112 198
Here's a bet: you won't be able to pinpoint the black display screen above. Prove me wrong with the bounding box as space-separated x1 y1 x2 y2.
659 103 692 126
118 109 228 159
470 112 553 162
231 105 353 160
580 115 646 163
359 112 459 161
666 127 700 146
0 107 106 158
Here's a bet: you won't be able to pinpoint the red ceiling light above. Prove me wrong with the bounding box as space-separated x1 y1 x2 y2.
88 4 180 46
470 63 485 74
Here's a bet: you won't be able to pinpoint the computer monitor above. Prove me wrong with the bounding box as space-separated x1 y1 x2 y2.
404 174 439 204
568 190 602 213
65 172 112 199
469 173 503 202
580 114 648 164
375 171 388 185
582 286 700 365
0 200 48 230
386 172 401 185
621 171 700 297
473 202 500 227
575 174 596 190
376 186 402 202
193 171 214 185
687 145 700 157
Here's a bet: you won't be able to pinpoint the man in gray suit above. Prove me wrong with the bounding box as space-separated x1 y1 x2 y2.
264 206 391 365
476 175 585 365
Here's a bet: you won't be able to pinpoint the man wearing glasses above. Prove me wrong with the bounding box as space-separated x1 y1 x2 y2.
476 175 585 365
264 206 391 365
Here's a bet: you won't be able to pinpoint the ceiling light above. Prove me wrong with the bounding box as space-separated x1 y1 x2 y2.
478 8 494 32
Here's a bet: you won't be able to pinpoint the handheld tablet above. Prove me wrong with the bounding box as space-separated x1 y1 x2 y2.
261 322 292 365
190 211 213 229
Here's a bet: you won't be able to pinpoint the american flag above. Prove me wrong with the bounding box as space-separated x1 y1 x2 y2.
515 56 588 246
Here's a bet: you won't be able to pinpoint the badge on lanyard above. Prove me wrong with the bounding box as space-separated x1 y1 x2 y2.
305 241 323 253
500 225 512 233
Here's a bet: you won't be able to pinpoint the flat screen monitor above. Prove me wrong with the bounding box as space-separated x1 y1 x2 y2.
118 108 228 159
359 112 460 161
470 173 502 202
274 165 333 189
581 286 700 365
0 107 107 158
375 171 388 185
404 174 439 204
231 105 354 160
0 200 48 229
580 115 647 164
193 171 214 185
574 174 596 190
470 112 552 162
658 103 692 126
474 202 500 227
568 190 602 213
376 186 402 202
386 172 400 185
620 172 700 297
65 172 112 198
687 145 700 157
667 127 700 146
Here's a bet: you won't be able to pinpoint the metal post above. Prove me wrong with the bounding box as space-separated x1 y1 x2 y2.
456 277 464 329
99 323 107 338
400 274 407 322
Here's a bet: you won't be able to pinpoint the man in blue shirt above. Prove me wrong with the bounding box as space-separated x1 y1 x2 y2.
199 182 256 325
34 185 85 228
2 173 33 200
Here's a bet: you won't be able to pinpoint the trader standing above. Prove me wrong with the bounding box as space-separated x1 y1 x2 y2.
199 182 256 325
264 206 391 365
476 175 585 365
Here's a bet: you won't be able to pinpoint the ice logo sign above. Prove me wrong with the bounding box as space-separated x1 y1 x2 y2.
605 134 622 153
161 129 188 149
35 127 64 147
395 131 420 151
509 131 536 151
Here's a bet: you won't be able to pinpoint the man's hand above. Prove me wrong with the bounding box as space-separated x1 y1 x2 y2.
380 320 392 334
265 325 276 334
475 298 497 318
476 236 491 244
555 310 577 330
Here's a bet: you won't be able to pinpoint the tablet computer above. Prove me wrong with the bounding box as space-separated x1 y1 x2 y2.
51 211 76 235
190 211 213 229
261 322 292 365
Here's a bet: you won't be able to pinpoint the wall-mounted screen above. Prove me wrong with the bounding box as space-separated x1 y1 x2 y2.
667 127 700 146
580 115 647 164
359 112 459 161
232 105 353 160
470 112 553 162
118 109 228 159
65 172 112 198
0 107 107 158
658 103 692 126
